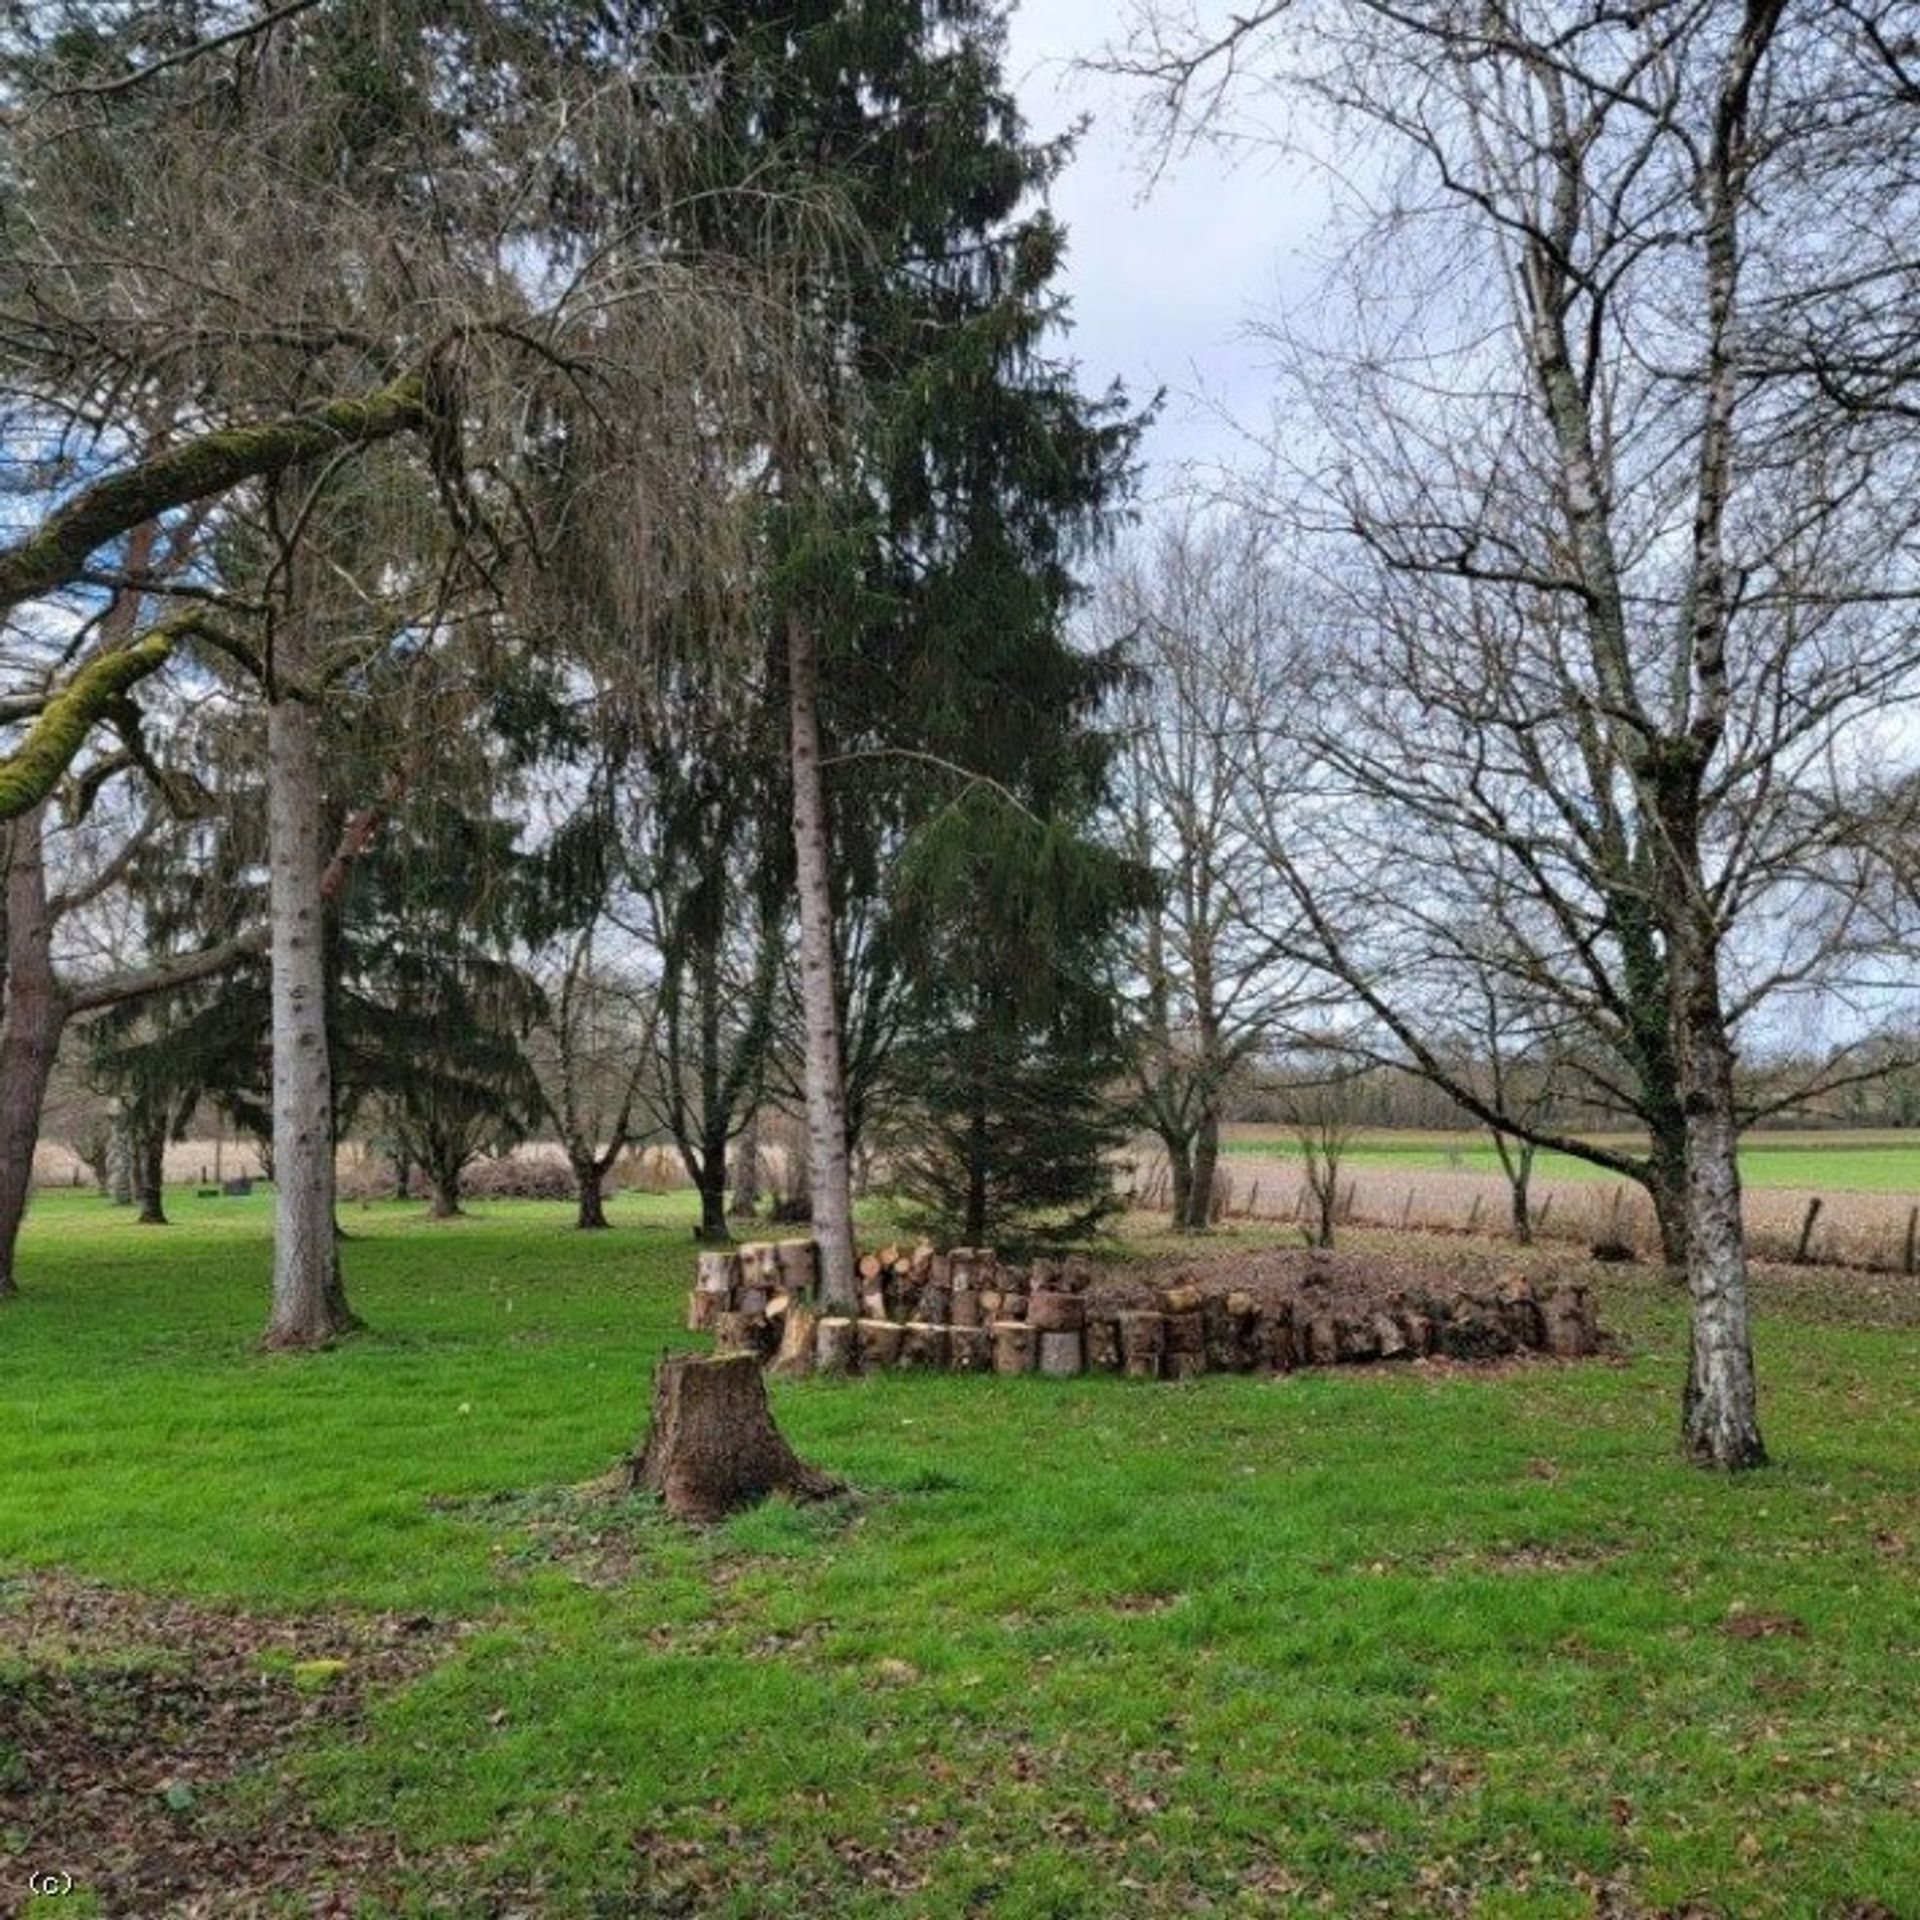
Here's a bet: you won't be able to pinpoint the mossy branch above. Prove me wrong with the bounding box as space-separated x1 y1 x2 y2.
0 609 257 823
0 635 176 823
0 372 428 617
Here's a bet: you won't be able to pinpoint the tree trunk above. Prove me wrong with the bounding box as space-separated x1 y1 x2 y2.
0 807 67 1297
964 1086 989 1248
1163 1131 1195 1232
786 612 856 1313
427 1166 463 1220
1508 1146 1535 1245
261 576 359 1350
1647 1109 1691 1274
730 1111 762 1219
1676 969 1766 1469
1184 1111 1221 1232
134 1122 168 1226
573 1157 609 1230
108 1117 134 1207
695 1123 729 1242
624 1350 840 1523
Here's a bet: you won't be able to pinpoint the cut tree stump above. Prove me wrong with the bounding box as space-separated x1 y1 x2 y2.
625 1352 841 1524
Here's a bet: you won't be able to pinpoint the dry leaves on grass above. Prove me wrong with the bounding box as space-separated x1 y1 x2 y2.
0 1572 448 1917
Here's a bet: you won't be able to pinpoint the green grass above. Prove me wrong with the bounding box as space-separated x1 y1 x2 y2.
3 1188 1917 1916
1218 1127 1920 1192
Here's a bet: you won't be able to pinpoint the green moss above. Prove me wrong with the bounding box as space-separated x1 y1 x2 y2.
0 632 174 821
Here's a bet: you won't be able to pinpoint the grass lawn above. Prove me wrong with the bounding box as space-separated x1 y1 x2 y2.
2 1188 1916 1916
1217 1128 1920 1194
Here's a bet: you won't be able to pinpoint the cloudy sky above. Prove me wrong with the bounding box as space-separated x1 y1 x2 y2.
1002 1 1330 490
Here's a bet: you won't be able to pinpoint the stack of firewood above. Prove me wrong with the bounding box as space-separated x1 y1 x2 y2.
687 1243 1602 1381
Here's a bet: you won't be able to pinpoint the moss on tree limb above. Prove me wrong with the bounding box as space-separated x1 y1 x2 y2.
0 607 259 822
0 371 428 617
0 634 175 822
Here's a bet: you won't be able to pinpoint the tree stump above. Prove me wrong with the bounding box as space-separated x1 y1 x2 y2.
625 1352 841 1524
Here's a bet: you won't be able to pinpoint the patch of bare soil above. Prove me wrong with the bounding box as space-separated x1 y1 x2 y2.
0 1572 446 1918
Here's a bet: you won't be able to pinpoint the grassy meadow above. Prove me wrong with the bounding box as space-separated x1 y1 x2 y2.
1218 1127 1920 1195
1 1187 1916 1917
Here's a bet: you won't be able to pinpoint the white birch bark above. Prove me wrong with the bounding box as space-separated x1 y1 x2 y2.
785 611 857 1313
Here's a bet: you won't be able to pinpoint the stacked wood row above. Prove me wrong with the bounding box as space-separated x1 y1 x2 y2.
688 1244 1602 1381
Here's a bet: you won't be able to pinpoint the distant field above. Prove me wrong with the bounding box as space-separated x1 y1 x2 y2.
1219 1127 1920 1194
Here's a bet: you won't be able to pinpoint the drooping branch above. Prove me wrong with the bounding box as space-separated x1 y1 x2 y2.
0 372 428 618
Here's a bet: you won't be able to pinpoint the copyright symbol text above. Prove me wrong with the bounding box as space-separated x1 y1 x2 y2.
26 1869 74 1897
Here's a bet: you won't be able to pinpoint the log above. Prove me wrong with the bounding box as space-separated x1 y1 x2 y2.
900 1323 951 1371
1160 1283 1204 1316
856 1319 904 1369
625 1351 840 1523
696 1249 739 1299
858 1252 884 1281
1497 1278 1544 1348
992 1321 1036 1375
775 1239 819 1303
1027 1291 1086 1333
1203 1296 1240 1372
1334 1316 1380 1363
687 1289 719 1333
1163 1349 1206 1383
737 1286 768 1319
814 1317 856 1377
1371 1312 1409 1361
1038 1330 1084 1377
978 1287 1004 1321
949 1326 992 1372
1540 1284 1598 1357
768 1305 820 1380
1257 1306 1296 1372
949 1285 982 1329
1304 1312 1340 1366
860 1286 889 1321
1086 1313 1122 1372
1163 1310 1205 1356
1118 1311 1165 1380
714 1310 770 1358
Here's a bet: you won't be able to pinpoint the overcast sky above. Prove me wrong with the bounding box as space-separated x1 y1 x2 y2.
1003 1 1329 492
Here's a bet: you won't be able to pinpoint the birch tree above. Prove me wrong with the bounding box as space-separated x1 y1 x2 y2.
1113 0 1920 1468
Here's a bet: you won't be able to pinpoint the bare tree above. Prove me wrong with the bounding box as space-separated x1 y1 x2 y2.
1113 1 1920 1467
1286 1069 1354 1251
1101 509 1323 1231
527 922 653 1232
